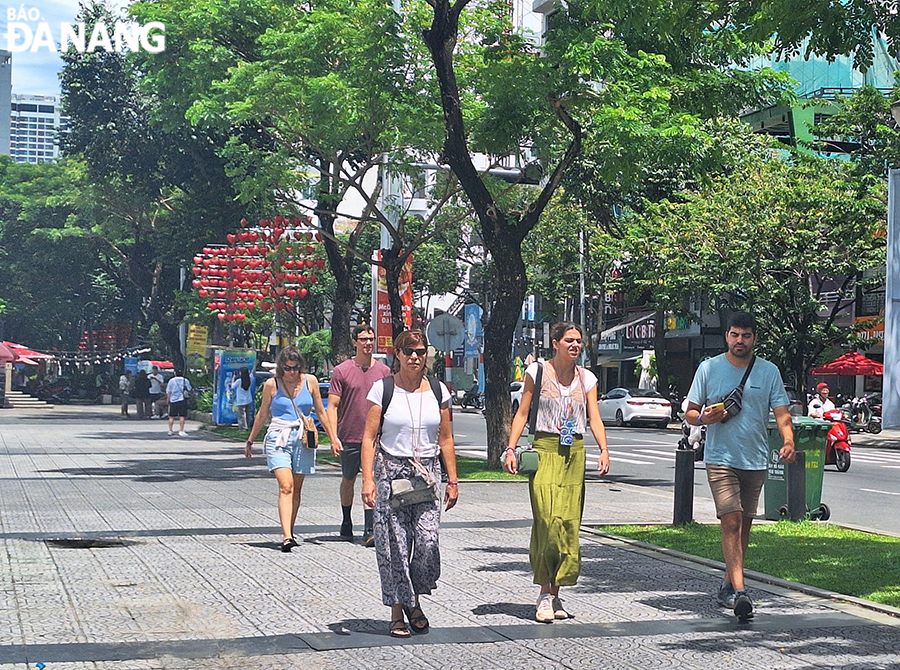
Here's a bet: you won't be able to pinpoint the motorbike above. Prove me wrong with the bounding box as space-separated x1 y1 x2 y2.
822 408 852 472
839 396 882 434
459 387 484 410
667 385 684 423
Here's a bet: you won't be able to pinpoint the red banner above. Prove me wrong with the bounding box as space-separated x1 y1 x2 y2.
374 252 413 354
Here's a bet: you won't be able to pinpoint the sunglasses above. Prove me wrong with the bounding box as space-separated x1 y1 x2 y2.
401 347 427 357
282 365 301 372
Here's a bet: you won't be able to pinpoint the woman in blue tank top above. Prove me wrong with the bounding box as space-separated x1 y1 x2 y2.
245 346 337 551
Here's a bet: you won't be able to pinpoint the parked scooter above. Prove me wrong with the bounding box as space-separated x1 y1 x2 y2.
839 396 882 434
459 386 484 410
822 408 852 472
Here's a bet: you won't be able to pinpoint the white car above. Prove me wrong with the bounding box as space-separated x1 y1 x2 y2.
510 381 524 414
599 387 671 428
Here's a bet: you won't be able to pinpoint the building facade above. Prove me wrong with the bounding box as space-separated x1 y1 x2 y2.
9 94 67 164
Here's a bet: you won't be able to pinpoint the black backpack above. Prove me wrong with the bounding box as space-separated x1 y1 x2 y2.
379 375 444 433
378 375 447 479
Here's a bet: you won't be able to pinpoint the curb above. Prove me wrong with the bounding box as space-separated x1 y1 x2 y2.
583 526 900 621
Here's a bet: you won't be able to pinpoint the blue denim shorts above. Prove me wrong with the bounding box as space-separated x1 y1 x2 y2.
264 428 317 474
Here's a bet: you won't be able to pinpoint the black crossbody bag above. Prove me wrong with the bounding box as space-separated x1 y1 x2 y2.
718 356 755 423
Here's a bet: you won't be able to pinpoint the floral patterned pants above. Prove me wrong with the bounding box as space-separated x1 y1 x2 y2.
373 451 442 608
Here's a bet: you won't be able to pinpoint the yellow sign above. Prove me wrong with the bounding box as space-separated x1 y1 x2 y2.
186 324 209 363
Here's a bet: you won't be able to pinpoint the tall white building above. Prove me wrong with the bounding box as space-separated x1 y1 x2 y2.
9 94 67 164
0 51 11 155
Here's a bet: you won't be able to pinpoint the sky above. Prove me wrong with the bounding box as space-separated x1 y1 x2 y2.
2 0 128 97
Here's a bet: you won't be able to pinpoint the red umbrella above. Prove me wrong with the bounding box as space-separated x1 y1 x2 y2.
0 342 15 363
810 352 883 376
1 341 54 360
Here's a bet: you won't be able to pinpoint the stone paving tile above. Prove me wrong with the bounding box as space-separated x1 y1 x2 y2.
2 406 900 670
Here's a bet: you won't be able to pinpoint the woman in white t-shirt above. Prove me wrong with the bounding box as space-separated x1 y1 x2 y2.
361 329 458 639
505 322 610 623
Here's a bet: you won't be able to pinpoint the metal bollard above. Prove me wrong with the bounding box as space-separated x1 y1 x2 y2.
786 451 806 522
673 448 695 525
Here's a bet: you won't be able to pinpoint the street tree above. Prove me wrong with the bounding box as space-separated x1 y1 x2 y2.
623 150 886 387
0 158 127 350
60 0 254 368
132 0 472 363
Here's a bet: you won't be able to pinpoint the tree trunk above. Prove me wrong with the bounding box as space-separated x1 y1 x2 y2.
423 0 582 467
316 162 355 364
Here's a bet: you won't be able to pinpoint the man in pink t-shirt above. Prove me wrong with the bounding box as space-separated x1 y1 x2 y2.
327 325 391 546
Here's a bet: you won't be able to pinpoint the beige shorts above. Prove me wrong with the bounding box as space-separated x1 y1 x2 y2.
706 464 766 518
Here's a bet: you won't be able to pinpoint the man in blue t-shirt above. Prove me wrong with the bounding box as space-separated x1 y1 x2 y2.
686 311 795 620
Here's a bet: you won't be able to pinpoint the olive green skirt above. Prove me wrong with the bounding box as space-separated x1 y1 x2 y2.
528 433 585 586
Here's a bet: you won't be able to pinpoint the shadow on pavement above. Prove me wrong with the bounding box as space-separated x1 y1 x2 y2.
40 456 268 482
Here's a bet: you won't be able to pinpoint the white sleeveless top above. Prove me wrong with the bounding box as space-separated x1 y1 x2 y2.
526 362 597 434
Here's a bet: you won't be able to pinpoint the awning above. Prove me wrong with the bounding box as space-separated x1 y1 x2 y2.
2 341 55 360
0 342 15 363
148 360 174 369
595 353 642 366
16 357 39 366
600 313 654 339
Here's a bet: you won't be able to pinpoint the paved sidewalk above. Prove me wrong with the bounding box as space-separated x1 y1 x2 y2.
1 405 899 669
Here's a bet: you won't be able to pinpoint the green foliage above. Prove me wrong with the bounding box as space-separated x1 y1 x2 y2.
295 329 332 373
598 521 900 608
0 158 130 348
812 85 900 173
623 148 886 384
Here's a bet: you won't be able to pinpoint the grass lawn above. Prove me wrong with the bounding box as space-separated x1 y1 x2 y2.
206 424 525 481
596 522 900 609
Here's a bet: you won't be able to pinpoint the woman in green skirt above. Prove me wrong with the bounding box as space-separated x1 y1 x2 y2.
505 322 610 622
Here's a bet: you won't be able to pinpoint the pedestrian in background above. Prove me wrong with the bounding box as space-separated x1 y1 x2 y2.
118 371 133 417
361 329 459 638
327 324 391 546
133 370 152 419
231 367 254 431
165 369 193 437
245 346 338 552
148 366 165 418
505 321 610 623
685 311 795 619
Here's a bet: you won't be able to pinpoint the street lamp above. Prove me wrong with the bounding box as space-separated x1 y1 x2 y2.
884 100 900 429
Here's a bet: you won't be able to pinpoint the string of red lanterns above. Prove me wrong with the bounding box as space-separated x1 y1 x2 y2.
190 216 326 322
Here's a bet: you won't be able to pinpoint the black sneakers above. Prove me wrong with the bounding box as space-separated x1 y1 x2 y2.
733 589 753 619
340 522 353 540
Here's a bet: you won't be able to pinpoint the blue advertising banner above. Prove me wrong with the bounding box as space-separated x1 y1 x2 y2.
213 349 257 425
464 304 483 358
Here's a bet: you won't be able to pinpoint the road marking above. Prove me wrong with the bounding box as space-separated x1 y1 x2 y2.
603 455 657 465
860 488 900 496
631 449 676 460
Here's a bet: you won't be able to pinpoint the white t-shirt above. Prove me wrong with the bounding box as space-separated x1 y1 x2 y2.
808 397 835 419
367 378 451 459
526 362 598 434
148 373 164 394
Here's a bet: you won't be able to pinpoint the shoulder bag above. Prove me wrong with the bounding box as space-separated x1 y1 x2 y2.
380 376 440 508
283 377 319 449
515 363 544 475
717 356 755 423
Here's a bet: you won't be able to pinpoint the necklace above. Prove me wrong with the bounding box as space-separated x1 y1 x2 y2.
403 382 425 459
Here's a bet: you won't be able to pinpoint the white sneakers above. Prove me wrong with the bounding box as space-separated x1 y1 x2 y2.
551 596 569 619
536 594 555 622
536 594 571 622
178 431 188 437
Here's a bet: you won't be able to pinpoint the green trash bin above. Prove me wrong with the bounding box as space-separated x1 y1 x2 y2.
764 417 831 521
